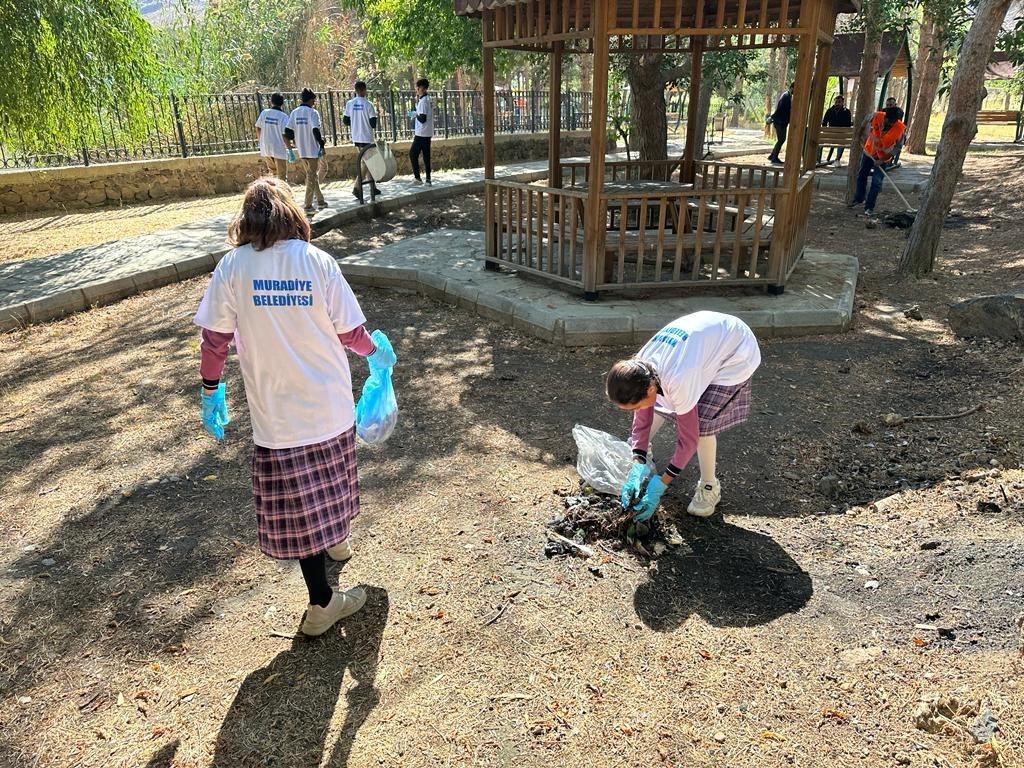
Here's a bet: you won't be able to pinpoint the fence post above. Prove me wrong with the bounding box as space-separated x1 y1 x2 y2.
255 90 263 112
442 89 450 139
81 144 90 167
170 93 188 158
531 91 538 132
388 90 398 143
327 89 339 146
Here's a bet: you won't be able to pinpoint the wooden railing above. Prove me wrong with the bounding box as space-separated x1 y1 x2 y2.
485 180 589 287
485 160 810 295
596 186 780 288
560 159 681 186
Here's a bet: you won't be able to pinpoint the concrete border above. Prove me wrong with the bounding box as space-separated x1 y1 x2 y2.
335 230 859 345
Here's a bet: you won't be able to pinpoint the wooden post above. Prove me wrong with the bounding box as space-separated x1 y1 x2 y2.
483 33 498 268
681 38 705 184
769 0 820 290
805 9 835 172
549 41 563 188
582 0 610 300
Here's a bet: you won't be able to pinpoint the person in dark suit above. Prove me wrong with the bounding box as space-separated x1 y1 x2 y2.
766 83 794 165
821 94 853 165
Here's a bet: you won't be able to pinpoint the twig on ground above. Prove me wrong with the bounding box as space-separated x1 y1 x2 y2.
546 530 595 558
883 404 983 426
481 601 510 627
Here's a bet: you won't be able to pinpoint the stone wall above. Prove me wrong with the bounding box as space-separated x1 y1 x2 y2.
0 132 607 215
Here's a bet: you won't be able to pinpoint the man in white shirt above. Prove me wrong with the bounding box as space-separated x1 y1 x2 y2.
343 81 379 199
255 92 290 179
409 78 434 186
283 88 328 212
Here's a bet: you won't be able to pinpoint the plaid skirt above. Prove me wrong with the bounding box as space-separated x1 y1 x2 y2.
658 379 753 436
251 428 360 560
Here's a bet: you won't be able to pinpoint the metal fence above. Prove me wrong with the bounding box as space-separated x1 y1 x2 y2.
0 89 594 170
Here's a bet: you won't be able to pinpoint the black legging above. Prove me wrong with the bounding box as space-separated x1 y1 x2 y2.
410 135 432 181
299 552 332 607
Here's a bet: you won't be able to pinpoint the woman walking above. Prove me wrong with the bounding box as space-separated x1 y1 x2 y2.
193 177 396 636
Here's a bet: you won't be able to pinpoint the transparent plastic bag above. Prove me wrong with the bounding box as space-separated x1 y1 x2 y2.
355 365 398 444
572 424 653 495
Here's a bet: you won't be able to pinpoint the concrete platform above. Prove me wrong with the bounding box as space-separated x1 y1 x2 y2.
337 230 859 345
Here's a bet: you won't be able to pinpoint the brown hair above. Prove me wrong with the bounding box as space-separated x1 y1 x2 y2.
605 359 659 405
228 177 311 251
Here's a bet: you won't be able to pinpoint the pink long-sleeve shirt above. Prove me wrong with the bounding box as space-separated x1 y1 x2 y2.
199 325 375 383
629 404 700 478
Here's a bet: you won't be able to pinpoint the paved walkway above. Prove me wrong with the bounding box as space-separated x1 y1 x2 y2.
0 161 550 331
0 150 862 338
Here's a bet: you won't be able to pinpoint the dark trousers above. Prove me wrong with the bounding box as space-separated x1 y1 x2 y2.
854 154 887 211
354 142 378 194
769 123 788 160
410 136 432 181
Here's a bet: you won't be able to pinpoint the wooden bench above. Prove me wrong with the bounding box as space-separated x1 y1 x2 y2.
819 126 854 148
975 111 1023 141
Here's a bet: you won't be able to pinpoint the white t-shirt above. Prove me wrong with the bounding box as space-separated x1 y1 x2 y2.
255 108 289 159
344 96 377 144
414 95 434 138
287 104 323 159
636 311 761 415
193 240 367 449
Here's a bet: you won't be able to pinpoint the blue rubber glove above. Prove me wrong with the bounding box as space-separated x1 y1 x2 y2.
407 110 416 120
367 330 397 372
287 148 297 164
200 383 230 440
632 475 668 522
620 461 648 509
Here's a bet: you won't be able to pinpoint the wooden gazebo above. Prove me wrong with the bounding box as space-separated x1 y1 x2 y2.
457 0 856 298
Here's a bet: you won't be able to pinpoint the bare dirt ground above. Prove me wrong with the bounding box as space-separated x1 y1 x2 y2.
1 149 1023 768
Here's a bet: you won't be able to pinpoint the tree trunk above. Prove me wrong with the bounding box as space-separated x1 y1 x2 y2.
845 0 884 203
898 0 1012 276
906 13 945 154
625 53 669 162
730 74 743 127
694 78 715 158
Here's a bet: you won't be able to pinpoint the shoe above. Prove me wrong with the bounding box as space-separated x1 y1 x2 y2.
687 479 721 518
303 205 316 213
767 154 777 161
847 200 862 209
317 199 328 209
300 587 366 636
327 539 353 562
425 179 432 186
864 208 874 217
769 158 784 166
412 178 423 185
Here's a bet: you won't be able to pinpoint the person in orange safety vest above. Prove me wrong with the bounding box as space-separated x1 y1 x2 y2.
849 106 906 216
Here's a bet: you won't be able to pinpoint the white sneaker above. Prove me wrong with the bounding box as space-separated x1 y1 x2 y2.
300 587 366 636
412 178 424 185
327 538 353 562
687 479 721 517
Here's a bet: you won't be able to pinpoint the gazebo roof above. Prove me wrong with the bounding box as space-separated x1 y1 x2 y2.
455 0 859 20
986 52 1020 80
829 31 911 78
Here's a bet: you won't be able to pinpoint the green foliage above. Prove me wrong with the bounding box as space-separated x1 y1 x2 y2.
154 0 309 92
340 0 483 82
0 0 156 149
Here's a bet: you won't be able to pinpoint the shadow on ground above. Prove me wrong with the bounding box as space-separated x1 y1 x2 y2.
211 586 389 767
633 515 813 630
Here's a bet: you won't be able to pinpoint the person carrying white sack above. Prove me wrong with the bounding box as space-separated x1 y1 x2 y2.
605 311 761 521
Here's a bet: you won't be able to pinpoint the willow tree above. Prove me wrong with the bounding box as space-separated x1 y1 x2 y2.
0 0 155 149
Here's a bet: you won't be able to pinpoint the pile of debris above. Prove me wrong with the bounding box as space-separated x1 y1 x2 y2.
545 485 683 559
